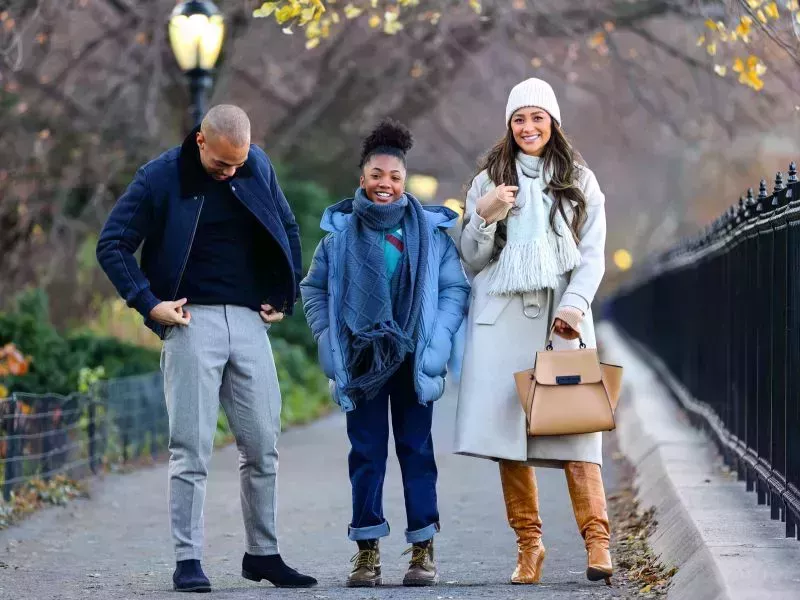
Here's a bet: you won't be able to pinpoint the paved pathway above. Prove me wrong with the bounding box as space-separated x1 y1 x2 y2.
1 386 623 599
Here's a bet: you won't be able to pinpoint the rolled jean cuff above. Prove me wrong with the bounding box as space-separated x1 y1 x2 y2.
348 520 390 541
405 522 440 544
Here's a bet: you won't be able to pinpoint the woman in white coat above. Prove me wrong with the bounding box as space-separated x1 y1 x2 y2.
454 78 611 585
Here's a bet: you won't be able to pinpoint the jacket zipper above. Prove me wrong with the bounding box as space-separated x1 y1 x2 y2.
170 195 205 301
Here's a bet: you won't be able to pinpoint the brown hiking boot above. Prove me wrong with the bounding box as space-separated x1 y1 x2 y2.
347 540 381 587
402 539 438 587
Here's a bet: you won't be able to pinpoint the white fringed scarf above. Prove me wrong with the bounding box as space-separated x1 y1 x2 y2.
488 153 582 296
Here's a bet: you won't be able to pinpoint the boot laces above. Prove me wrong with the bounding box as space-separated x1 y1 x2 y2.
402 545 429 568
350 549 378 570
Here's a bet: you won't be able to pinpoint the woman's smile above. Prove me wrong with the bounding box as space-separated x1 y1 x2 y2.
511 108 552 157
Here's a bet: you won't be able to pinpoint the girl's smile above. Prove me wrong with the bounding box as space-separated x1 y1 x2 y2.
361 154 406 204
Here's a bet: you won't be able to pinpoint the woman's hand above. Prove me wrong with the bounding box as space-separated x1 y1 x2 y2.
553 318 580 341
476 183 518 224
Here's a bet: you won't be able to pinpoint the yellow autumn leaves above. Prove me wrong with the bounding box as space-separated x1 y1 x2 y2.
711 55 768 90
254 0 325 27
254 0 481 49
746 0 782 22
254 1 795 92
697 1 787 92
700 16 767 90
253 0 325 42
733 55 768 90
699 1 800 91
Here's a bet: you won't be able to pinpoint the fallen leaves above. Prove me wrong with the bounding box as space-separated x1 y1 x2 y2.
0 475 87 530
608 448 677 598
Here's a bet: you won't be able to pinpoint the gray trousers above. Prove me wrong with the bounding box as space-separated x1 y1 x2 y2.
160 304 282 561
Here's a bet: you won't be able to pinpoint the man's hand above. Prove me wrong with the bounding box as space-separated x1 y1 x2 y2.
149 298 191 326
553 317 580 341
260 303 285 324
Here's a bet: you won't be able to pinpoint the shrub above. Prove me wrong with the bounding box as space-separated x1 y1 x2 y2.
271 337 332 428
271 164 337 357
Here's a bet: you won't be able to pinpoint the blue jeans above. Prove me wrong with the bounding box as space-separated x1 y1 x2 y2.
346 360 440 543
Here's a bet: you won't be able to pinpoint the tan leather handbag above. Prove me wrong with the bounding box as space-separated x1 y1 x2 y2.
513 335 623 436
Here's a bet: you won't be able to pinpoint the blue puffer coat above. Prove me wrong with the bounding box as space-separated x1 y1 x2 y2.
300 198 470 412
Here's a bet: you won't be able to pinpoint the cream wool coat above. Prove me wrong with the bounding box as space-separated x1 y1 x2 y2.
454 165 607 467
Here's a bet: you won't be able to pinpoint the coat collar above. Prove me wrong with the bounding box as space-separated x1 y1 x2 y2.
178 126 255 198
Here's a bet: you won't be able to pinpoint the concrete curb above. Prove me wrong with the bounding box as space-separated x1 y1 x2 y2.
598 323 800 600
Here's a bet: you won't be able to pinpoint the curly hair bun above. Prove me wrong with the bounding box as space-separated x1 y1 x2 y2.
360 119 414 167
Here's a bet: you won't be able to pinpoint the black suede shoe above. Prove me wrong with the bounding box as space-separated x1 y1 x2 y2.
172 560 211 593
241 553 317 588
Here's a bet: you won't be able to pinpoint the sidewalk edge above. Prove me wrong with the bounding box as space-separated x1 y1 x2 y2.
599 322 730 600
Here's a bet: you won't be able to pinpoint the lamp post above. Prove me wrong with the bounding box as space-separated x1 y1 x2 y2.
168 0 225 128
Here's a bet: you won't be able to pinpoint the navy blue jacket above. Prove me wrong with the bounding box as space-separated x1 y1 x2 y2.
96 130 302 338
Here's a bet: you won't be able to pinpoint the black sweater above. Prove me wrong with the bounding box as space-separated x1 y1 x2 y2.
176 176 272 310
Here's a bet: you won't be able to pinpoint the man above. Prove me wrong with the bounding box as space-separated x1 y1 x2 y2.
97 105 316 592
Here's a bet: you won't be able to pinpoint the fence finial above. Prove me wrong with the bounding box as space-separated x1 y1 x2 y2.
744 188 756 219
789 161 798 185
727 206 737 231
772 172 784 208
756 179 768 213
774 172 785 193
737 195 746 224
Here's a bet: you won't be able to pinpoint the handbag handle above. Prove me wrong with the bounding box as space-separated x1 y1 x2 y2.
546 325 586 351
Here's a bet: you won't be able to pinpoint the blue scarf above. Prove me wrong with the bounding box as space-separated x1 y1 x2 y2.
340 188 429 405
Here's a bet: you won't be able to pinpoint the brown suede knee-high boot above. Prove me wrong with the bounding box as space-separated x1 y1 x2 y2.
564 461 612 584
499 460 545 584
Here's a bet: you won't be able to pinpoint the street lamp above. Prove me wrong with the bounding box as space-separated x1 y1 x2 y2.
168 0 225 127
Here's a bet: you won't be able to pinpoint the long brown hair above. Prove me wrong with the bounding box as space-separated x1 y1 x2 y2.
472 121 587 243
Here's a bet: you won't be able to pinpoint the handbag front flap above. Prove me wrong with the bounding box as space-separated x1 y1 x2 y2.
534 348 603 385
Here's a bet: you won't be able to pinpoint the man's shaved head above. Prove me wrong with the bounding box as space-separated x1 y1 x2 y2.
201 104 251 148
196 105 251 181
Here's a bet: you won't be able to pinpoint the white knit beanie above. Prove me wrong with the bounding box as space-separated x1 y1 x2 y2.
505 78 561 127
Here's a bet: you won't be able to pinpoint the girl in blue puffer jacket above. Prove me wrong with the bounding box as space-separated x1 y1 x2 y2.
300 120 469 588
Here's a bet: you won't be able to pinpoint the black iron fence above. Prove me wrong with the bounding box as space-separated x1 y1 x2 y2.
0 372 166 501
612 161 800 541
